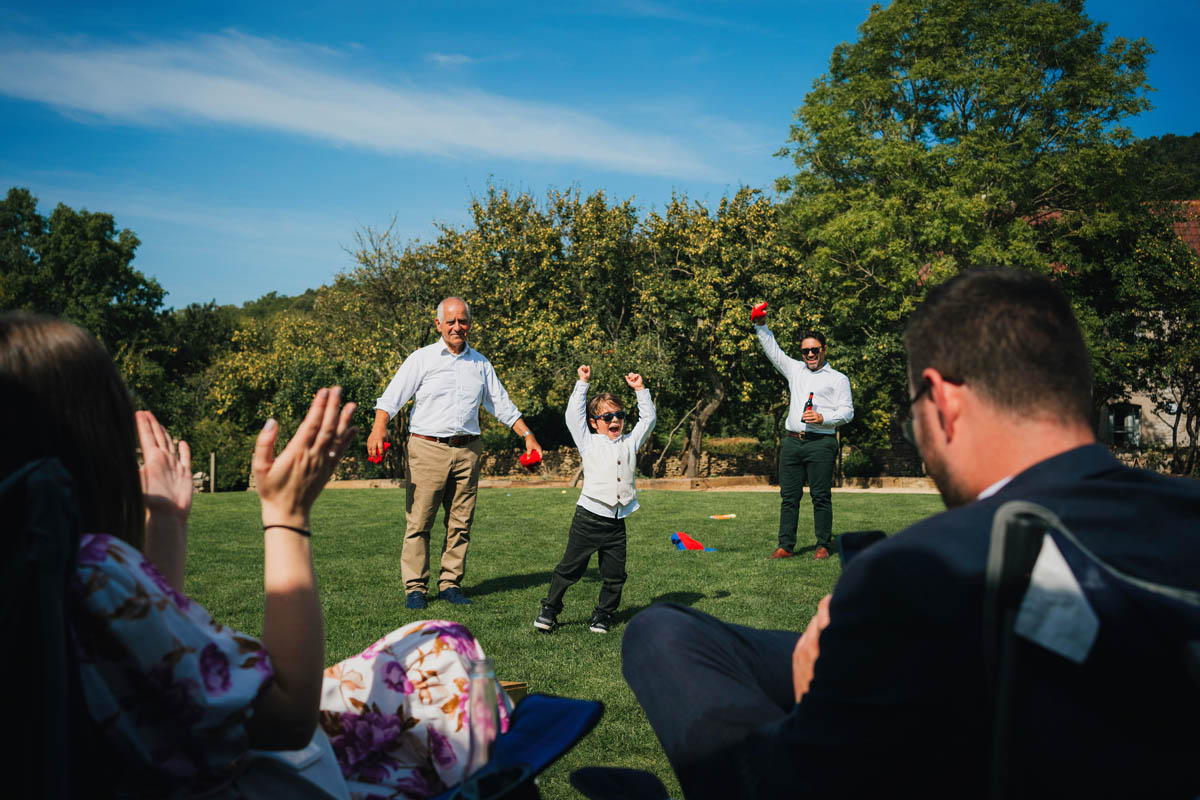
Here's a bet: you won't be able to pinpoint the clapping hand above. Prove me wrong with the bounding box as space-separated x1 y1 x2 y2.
137 410 193 525
136 410 193 590
254 386 358 530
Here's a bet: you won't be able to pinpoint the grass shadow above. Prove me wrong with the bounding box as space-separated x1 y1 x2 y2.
468 569 554 597
615 590 714 624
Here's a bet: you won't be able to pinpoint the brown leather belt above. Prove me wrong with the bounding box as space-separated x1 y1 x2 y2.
411 433 480 447
788 431 832 441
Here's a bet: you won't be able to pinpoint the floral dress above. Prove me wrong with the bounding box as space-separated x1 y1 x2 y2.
71 534 509 799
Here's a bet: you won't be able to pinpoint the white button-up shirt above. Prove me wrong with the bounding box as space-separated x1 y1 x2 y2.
374 341 523 436
756 325 854 435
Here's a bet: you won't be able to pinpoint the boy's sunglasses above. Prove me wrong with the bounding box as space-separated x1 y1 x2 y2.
592 411 628 422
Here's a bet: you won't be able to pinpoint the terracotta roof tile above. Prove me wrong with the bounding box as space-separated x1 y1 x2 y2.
1174 200 1200 256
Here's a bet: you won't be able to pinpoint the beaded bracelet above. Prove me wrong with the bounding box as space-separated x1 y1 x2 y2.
264 524 311 537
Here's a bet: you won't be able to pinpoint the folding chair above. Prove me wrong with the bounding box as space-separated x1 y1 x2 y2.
983 501 1200 799
435 694 604 800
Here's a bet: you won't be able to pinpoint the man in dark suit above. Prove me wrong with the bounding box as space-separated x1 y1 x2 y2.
622 268 1200 799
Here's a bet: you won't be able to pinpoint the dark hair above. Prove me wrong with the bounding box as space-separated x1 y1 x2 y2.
587 392 626 418
0 313 144 547
902 268 1092 423
800 331 827 347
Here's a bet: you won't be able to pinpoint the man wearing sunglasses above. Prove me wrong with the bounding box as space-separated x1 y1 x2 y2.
622 268 1200 799
754 311 854 560
368 296 542 610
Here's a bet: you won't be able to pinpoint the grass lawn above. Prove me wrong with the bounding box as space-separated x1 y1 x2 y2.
186 488 945 799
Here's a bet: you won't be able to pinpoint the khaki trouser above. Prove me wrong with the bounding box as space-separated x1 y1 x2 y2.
402 435 483 593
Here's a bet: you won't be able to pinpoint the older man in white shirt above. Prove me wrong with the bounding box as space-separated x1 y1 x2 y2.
754 310 854 561
368 297 542 609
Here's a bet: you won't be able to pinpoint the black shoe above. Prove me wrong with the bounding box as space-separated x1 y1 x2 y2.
439 586 472 605
588 611 612 634
406 591 428 610
533 604 557 632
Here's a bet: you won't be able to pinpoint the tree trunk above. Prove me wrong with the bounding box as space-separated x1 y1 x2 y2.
683 369 725 478
653 401 700 478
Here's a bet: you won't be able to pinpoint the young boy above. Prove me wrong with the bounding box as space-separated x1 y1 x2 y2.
534 365 656 633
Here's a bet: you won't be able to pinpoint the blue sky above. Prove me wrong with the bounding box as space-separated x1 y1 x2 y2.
3 1 1197 309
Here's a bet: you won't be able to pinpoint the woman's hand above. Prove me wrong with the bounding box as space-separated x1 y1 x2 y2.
247 386 356 750
138 410 193 524
137 410 192 590
253 386 357 529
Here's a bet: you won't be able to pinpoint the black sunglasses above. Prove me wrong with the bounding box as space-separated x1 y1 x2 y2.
592 411 627 422
800 346 823 356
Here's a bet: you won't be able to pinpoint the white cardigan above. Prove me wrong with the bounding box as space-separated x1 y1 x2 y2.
566 380 656 518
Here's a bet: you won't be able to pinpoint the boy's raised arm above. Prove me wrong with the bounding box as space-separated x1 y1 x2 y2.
628 374 657 450
566 364 593 451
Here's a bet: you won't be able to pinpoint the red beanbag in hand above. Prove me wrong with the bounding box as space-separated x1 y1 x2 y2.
368 441 391 463
519 449 541 471
751 301 768 324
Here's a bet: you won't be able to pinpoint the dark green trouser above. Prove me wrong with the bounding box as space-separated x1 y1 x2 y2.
777 433 837 551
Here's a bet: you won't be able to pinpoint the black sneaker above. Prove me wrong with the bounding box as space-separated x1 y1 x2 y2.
588 611 612 634
533 604 557 632
406 591 428 610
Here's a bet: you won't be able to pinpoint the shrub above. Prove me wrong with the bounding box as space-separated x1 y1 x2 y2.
841 448 878 478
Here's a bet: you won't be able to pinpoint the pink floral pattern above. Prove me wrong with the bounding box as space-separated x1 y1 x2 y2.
71 534 511 800
71 534 275 795
319 619 511 799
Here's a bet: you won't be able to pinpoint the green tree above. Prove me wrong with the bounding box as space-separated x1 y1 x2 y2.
0 187 165 354
435 187 660 451
637 188 799 476
1130 132 1200 201
777 0 1157 456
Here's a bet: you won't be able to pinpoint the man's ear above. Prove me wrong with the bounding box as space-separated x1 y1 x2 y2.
922 367 964 444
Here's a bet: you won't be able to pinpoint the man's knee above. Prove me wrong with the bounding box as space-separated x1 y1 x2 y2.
622 604 704 682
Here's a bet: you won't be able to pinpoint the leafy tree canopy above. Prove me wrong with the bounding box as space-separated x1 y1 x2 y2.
1130 132 1200 201
776 0 1163 448
1 187 165 354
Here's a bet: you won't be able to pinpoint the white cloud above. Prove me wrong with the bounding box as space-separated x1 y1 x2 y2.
0 31 721 180
426 52 474 66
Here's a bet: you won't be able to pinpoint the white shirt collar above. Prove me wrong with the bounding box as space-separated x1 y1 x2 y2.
977 474 1014 500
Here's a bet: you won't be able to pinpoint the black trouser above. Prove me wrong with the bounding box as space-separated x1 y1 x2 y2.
543 506 627 616
622 603 799 800
778 433 837 551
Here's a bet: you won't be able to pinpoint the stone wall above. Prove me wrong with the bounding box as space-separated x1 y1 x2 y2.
479 448 776 480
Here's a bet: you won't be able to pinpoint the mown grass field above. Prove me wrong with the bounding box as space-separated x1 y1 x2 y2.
186 487 945 799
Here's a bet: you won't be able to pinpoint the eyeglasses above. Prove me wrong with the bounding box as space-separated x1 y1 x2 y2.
800 347 823 356
592 411 627 422
902 376 962 447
